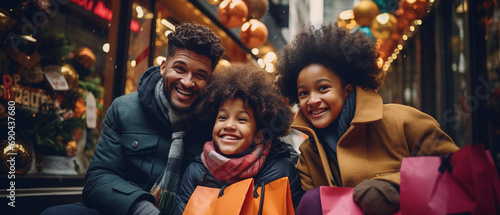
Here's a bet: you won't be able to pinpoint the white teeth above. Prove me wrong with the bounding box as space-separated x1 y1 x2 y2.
311 109 325 115
222 135 238 140
176 88 193 96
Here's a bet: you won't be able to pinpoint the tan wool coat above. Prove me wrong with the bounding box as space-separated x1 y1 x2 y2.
293 86 460 191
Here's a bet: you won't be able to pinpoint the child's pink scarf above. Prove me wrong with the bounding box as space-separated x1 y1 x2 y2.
201 140 271 182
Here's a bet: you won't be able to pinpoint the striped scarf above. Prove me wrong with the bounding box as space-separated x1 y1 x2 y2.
201 140 271 183
150 78 189 215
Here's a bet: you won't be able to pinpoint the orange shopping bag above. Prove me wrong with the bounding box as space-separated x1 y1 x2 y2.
183 177 295 215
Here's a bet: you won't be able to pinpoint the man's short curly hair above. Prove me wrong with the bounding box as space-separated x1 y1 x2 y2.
168 23 224 70
194 63 293 139
276 23 382 105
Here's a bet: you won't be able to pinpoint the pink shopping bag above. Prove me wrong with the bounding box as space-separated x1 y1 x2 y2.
320 186 401 215
400 144 500 215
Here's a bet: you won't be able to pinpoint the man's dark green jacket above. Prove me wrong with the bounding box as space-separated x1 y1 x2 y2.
82 66 204 215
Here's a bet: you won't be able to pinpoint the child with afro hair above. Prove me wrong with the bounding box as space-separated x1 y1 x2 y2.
174 62 304 214
276 23 459 215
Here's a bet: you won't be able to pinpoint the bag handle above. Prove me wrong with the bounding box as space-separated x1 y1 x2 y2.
218 184 229 198
438 153 453 173
256 182 265 215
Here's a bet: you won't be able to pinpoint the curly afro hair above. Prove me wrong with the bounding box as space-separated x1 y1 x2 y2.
194 63 293 140
167 23 225 70
276 23 382 105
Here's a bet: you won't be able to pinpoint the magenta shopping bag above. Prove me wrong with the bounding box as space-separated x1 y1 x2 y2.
320 186 401 215
400 144 500 215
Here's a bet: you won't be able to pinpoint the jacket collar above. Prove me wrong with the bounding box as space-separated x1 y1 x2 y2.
292 85 382 137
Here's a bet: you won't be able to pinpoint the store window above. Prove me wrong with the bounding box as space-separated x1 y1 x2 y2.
0 0 109 175
444 0 472 147
484 1 500 157
125 0 154 95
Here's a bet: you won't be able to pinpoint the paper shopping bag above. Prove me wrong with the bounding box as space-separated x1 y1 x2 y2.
244 177 295 215
400 143 500 215
183 177 295 215
183 178 254 215
320 186 401 215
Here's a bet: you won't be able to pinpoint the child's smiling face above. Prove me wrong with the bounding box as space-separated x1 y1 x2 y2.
212 98 257 155
296 64 351 129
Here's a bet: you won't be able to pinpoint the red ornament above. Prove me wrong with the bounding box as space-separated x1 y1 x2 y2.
400 0 428 21
217 0 249 29
240 19 268 48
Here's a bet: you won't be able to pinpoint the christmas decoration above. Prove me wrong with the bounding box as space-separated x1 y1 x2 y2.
217 0 248 29
400 0 428 21
337 10 357 30
370 13 398 40
359 26 375 39
243 0 268 19
0 0 104 168
240 19 268 48
61 64 79 91
74 47 96 69
372 0 400 13
353 0 380 27
66 140 78 157
19 64 45 84
206 0 222 5
0 139 33 175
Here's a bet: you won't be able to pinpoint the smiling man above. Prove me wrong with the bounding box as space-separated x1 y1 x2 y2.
42 23 224 215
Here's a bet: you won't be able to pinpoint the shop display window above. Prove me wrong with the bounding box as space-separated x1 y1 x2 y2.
0 0 109 175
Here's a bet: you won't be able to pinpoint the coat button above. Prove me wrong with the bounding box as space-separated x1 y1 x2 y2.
131 141 139 149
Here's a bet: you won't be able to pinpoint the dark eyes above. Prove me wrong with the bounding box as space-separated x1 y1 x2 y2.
216 115 247 122
238 118 248 122
319 85 329 91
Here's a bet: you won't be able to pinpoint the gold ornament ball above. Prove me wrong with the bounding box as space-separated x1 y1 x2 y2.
75 47 96 69
66 141 78 157
353 0 380 27
243 0 268 19
61 64 80 91
0 139 33 175
206 0 222 5
240 19 268 48
370 13 398 40
218 0 249 29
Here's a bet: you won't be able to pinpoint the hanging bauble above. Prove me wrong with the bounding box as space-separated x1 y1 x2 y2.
243 0 269 19
370 13 398 40
240 19 268 48
74 47 96 69
19 64 45 84
359 26 375 39
372 0 400 13
61 64 80 91
353 0 380 27
0 139 33 175
206 0 222 5
400 0 428 21
217 0 249 29
337 10 357 30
